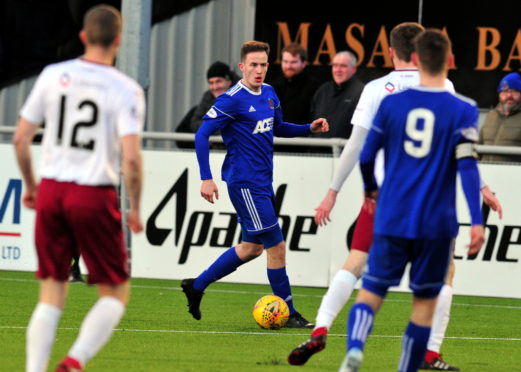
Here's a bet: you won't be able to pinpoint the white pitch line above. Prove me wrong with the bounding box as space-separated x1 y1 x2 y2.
1 326 520 342
1 276 520 310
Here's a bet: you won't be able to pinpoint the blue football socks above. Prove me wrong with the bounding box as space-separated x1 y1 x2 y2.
398 321 431 372
193 247 244 291
267 267 296 314
347 303 375 351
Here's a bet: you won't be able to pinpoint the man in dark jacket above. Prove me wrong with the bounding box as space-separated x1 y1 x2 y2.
310 51 364 140
270 43 321 125
190 61 239 132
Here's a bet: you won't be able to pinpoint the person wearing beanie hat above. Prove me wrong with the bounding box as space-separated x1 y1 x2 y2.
497 72 521 93
479 72 521 162
189 61 239 133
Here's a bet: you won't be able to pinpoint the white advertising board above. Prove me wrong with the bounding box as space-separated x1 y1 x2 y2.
0 145 38 272
1 144 520 298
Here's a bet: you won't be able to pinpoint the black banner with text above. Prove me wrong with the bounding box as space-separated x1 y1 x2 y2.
255 0 521 108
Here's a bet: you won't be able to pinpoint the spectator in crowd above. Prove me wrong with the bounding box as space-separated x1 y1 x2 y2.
310 51 364 141
176 61 238 149
270 43 321 124
190 61 239 132
479 72 521 162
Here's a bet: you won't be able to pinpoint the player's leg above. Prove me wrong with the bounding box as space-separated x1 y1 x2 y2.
264 233 313 328
55 184 130 371
339 235 410 372
397 296 437 372
26 179 72 372
403 238 453 372
190 239 260 292
26 279 68 372
57 282 130 372
422 251 459 370
288 204 373 365
315 204 373 330
342 288 384 372
182 238 262 319
182 184 269 319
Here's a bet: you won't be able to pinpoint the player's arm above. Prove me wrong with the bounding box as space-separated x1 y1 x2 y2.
195 110 230 204
456 141 485 255
122 134 143 233
315 125 369 225
12 117 40 209
359 127 382 201
13 68 48 209
480 183 503 219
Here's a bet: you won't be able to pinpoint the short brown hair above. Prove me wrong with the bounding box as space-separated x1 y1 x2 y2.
240 41 270 61
390 22 424 62
282 42 308 62
414 29 451 75
83 5 122 48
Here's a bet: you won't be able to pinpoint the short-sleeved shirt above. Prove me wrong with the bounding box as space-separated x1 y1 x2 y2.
20 58 145 186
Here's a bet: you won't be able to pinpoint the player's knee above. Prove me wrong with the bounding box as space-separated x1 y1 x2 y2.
342 251 368 278
98 281 130 305
237 243 263 261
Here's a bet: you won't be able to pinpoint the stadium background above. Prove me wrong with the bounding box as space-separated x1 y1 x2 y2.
0 0 520 299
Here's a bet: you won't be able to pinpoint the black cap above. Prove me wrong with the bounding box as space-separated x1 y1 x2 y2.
207 61 231 80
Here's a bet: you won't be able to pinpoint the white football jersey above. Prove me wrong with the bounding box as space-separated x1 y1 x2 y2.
20 58 145 186
351 69 454 184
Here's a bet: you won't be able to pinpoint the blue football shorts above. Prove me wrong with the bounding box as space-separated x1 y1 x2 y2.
227 184 284 248
362 234 453 298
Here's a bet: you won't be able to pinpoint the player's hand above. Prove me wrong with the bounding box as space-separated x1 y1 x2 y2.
481 185 503 219
127 208 143 233
201 179 219 204
362 190 378 215
310 118 329 133
468 224 484 256
314 189 337 226
22 187 37 209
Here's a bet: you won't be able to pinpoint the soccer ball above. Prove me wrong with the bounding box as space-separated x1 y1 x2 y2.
253 294 289 330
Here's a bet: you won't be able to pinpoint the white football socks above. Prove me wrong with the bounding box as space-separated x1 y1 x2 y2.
26 302 63 372
315 269 358 330
427 284 453 353
68 296 125 366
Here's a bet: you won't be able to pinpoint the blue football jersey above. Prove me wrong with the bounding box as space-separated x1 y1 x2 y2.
362 87 479 239
198 81 309 187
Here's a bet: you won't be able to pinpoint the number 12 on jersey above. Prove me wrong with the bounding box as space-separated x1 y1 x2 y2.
56 95 99 151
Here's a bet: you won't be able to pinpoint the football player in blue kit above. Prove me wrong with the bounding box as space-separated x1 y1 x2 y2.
339 30 485 372
181 40 329 328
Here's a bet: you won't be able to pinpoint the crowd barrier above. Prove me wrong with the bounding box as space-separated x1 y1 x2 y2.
0 140 520 299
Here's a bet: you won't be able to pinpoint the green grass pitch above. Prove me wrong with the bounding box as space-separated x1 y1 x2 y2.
1 270 520 371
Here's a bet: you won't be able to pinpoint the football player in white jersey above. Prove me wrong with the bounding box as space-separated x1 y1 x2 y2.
13 5 145 372
289 22 502 370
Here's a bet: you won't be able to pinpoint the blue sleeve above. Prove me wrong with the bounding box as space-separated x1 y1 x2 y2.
457 157 483 225
272 105 311 137
195 95 235 180
194 120 219 180
359 129 381 192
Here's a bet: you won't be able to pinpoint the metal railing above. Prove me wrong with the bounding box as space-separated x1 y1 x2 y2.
2 125 521 158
